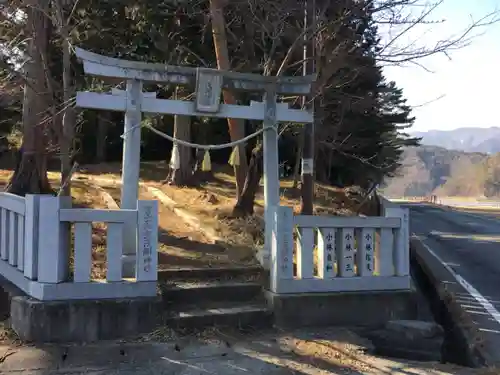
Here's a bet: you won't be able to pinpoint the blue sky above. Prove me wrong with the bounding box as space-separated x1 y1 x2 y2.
382 0 500 132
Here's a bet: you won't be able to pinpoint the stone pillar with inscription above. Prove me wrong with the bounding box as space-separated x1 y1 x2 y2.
136 200 158 281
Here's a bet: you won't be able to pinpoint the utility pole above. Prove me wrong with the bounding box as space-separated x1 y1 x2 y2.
300 0 315 215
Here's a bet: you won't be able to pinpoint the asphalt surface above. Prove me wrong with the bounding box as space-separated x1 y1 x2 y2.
408 203 500 365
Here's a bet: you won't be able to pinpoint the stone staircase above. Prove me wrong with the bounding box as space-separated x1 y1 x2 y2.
157 266 272 331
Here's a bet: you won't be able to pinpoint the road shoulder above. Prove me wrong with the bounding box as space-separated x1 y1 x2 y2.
411 234 499 367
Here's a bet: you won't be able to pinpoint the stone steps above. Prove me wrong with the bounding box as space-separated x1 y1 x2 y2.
157 266 264 282
164 302 272 331
160 280 263 306
158 268 272 332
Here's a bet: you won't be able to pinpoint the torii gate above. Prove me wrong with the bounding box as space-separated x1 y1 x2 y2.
75 48 314 275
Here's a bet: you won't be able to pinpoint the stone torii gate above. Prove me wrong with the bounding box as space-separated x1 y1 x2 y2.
75 48 314 275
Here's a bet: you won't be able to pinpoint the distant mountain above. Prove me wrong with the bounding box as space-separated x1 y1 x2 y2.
412 127 500 154
381 145 489 197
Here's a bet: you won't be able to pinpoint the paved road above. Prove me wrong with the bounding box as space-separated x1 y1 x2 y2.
408 203 500 364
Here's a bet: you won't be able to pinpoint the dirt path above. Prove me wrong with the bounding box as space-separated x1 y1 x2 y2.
81 175 256 269
140 187 235 270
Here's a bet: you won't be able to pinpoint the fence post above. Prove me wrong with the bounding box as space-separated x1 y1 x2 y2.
385 207 410 276
136 200 158 282
37 196 72 283
271 205 294 293
23 195 40 280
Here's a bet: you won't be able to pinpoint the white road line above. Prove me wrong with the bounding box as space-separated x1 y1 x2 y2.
440 206 500 225
459 211 500 225
413 233 500 325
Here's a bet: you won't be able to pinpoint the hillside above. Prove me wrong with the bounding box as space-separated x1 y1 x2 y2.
384 126 500 198
435 152 500 197
413 127 500 154
381 146 489 197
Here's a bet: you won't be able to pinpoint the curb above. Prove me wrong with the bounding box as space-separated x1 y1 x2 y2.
410 236 494 368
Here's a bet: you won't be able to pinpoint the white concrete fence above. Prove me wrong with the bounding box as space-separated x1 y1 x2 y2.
0 193 158 301
270 205 410 294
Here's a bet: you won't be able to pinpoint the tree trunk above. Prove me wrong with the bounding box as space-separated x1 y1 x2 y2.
232 144 263 217
96 113 108 163
192 121 212 183
60 35 74 196
7 0 52 196
167 87 192 186
193 149 213 182
54 0 76 196
8 152 52 195
168 114 192 186
292 130 304 190
327 147 333 183
209 0 248 199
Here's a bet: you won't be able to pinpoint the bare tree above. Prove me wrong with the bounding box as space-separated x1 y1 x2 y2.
229 0 350 216
373 0 500 67
313 0 500 187
226 0 499 216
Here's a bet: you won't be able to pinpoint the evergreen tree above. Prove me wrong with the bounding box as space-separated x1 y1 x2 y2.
315 0 419 188
0 0 420 201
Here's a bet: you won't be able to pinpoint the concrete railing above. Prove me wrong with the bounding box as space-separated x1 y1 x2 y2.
0 193 158 301
0 193 34 278
270 205 411 294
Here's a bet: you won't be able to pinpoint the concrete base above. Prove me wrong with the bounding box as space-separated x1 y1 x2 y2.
10 295 162 343
0 280 11 321
255 248 270 270
362 320 444 362
266 289 418 329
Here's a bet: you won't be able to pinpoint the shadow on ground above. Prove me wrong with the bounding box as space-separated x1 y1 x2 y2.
0 327 476 375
